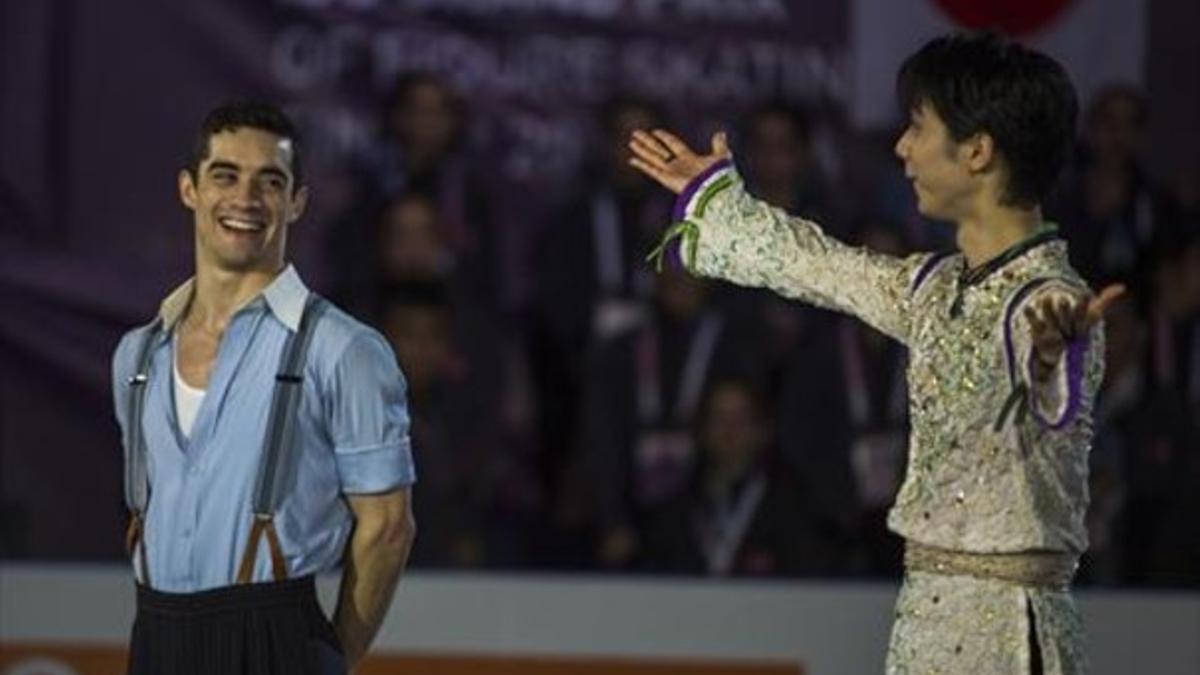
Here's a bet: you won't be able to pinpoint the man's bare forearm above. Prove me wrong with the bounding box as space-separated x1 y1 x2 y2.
334 493 415 670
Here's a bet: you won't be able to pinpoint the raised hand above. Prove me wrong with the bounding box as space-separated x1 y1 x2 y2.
1025 284 1126 382
627 129 732 194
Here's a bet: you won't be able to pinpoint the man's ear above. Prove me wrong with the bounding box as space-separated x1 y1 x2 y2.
179 170 198 210
963 132 997 174
287 185 309 224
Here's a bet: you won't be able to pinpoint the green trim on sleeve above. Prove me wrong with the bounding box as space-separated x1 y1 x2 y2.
645 219 700 272
645 172 736 274
692 173 734 218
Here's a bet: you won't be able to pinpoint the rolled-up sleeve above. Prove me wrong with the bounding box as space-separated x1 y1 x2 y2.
326 330 416 493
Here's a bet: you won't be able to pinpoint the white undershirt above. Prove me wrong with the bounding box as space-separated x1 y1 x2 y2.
173 339 206 439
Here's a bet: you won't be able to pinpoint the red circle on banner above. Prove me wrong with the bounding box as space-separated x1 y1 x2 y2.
931 0 1076 37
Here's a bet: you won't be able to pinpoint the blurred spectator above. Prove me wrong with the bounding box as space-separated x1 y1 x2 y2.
1077 298 1142 585
331 72 499 319
1050 85 1186 287
528 96 673 531
1115 234 1200 587
1144 231 1200 404
741 100 844 229
579 265 764 570
710 101 852 387
378 193 455 284
775 221 912 578
379 282 538 568
343 190 501 336
640 378 839 577
7 58 1200 588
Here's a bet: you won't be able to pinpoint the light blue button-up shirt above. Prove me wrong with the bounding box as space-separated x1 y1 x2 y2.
111 265 415 592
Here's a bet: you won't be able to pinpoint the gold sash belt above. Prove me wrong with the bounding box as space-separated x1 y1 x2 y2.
905 542 1078 589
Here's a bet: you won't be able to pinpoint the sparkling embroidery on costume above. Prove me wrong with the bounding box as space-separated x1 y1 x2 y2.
677 168 1102 675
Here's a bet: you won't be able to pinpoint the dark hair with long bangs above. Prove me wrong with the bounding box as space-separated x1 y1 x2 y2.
896 32 1078 208
188 101 304 189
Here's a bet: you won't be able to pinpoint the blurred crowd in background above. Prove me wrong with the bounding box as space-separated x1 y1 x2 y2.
0 56 1194 588
304 73 1199 587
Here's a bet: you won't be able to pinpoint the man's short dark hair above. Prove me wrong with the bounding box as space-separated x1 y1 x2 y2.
897 32 1078 208
188 101 304 189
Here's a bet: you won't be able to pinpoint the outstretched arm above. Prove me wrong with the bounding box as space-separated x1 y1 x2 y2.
629 128 932 344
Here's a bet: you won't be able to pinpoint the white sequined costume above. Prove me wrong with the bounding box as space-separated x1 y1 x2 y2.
661 162 1103 675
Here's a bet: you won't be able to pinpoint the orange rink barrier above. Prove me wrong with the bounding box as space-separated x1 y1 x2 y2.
0 644 801 675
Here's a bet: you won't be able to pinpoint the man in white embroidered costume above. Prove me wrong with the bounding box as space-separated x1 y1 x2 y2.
628 33 1124 675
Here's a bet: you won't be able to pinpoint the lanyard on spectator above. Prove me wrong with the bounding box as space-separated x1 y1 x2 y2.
636 313 723 425
592 192 624 293
697 474 767 576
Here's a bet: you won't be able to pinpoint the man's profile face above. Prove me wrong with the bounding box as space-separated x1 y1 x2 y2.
179 127 307 273
893 102 975 222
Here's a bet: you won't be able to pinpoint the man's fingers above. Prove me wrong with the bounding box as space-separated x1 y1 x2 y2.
651 129 692 157
1075 281 1128 331
629 135 673 171
631 130 673 162
1031 298 1061 333
1082 283 1127 331
629 157 679 193
628 156 665 182
711 131 731 158
1026 306 1062 352
1027 302 1068 356
1041 297 1072 338
1055 298 1076 333
1071 294 1090 331
1035 329 1065 354
1096 283 1127 306
1024 306 1047 334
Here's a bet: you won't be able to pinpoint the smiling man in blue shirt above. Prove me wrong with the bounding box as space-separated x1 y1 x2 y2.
111 101 416 675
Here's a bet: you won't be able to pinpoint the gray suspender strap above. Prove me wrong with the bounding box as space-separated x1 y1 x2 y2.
123 319 162 586
255 294 330 514
236 294 330 584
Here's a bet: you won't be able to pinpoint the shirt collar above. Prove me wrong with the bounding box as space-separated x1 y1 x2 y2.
157 264 310 333
958 224 1061 289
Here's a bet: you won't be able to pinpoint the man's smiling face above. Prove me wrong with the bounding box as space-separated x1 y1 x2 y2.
180 127 306 273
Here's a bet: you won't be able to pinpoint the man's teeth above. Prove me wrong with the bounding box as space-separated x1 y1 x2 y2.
220 218 264 231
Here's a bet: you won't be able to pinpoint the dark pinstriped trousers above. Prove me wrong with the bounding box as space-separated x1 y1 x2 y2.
127 576 345 675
